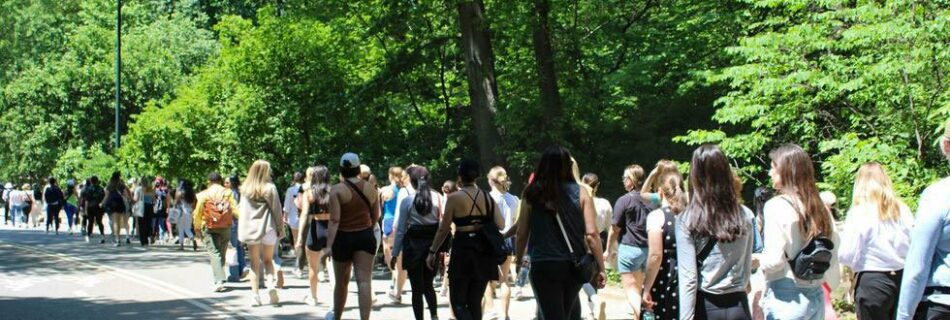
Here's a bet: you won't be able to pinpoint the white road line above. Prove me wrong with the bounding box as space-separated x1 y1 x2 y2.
0 240 257 320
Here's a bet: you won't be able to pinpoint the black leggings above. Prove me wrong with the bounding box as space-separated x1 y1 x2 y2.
696 291 751 320
85 210 104 236
406 260 438 320
449 276 489 320
855 271 901 320
46 205 62 231
137 217 153 246
530 261 583 320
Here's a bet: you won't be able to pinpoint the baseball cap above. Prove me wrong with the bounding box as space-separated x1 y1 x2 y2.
340 153 361 169
3 183 12 189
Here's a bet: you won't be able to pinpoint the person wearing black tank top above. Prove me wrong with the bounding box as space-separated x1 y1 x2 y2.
295 166 333 307
427 159 504 320
515 147 607 320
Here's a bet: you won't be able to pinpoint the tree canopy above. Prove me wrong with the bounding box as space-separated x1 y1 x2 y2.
1 0 947 205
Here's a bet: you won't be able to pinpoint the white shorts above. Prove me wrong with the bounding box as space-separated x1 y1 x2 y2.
244 230 278 246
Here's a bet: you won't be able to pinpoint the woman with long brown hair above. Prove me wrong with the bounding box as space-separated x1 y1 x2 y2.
238 160 285 307
296 166 333 306
514 146 607 320
839 163 912 320
760 144 840 320
676 144 756 320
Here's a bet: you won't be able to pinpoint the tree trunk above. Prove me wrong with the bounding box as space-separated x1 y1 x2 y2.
458 0 505 169
532 0 562 148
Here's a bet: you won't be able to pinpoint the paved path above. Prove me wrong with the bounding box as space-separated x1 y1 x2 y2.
0 220 635 320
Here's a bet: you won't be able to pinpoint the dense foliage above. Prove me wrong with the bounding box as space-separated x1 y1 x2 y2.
1 0 947 206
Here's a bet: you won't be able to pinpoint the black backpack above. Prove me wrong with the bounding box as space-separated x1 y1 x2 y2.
788 236 835 281
154 190 166 214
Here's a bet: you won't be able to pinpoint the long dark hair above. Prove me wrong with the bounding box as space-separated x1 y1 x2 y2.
308 166 331 212
177 179 197 204
769 144 833 238
524 146 574 211
686 144 746 242
408 166 434 215
107 171 123 192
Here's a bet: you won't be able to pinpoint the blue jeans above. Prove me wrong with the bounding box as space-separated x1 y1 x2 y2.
10 205 25 226
228 220 247 282
764 278 824 320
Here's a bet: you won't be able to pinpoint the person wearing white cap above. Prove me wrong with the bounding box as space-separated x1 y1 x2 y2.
326 152 380 320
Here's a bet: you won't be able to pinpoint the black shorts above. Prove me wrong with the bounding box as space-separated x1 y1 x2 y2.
306 220 329 252
331 228 377 262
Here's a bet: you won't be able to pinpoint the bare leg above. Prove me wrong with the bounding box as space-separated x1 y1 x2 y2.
353 251 376 320
111 213 122 243
262 244 279 304
306 249 323 301
332 260 354 317
248 244 262 297
499 257 513 318
621 272 645 319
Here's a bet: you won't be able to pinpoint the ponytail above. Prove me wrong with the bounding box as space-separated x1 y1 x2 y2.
413 176 433 216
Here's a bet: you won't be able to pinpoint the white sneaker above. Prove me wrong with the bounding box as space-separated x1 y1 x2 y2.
268 288 280 305
324 311 336 320
250 295 262 307
303 295 317 306
485 311 499 320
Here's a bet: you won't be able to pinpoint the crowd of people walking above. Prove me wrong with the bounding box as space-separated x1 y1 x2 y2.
1 120 949 320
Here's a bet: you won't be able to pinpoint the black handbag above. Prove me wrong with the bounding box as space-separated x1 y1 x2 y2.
555 208 595 284
477 190 508 265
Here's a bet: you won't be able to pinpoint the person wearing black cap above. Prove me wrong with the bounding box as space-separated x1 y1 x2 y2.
427 159 505 320
326 153 380 320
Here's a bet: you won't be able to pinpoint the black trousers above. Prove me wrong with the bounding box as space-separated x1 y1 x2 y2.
915 301 950 320
406 258 438 320
449 275 489 320
855 270 902 320
531 261 583 320
4 202 9 224
46 204 63 231
85 209 104 236
696 291 751 320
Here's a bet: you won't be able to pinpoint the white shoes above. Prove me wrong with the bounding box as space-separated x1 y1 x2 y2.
266 276 280 306
303 295 317 306
250 294 262 307
324 311 336 320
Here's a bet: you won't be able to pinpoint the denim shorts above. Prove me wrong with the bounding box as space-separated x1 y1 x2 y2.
763 278 824 320
617 244 648 273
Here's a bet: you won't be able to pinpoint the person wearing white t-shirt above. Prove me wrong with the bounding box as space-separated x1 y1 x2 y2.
284 172 305 278
482 166 519 320
580 173 613 320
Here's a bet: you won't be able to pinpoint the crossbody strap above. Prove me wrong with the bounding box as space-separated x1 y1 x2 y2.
554 209 575 255
343 180 373 212
697 238 717 267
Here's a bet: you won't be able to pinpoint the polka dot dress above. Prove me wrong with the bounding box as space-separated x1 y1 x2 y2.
650 207 679 320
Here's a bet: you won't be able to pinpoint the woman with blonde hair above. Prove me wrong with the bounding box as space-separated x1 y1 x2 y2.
839 163 912 320
483 166 519 320
238 160 285 306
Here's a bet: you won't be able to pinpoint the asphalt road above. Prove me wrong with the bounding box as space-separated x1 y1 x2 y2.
0 218 639 320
